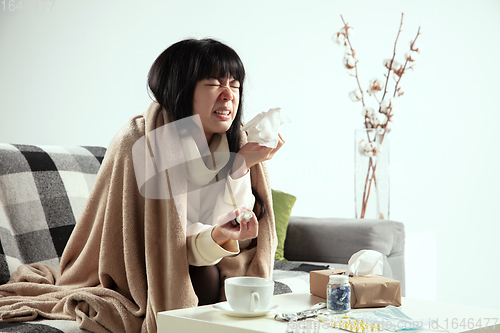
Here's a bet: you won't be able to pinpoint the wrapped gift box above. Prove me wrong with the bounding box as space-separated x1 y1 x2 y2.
310 269 402 308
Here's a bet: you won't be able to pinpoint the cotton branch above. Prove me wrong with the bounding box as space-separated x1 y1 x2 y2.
341 15 366 107
381 13 404 108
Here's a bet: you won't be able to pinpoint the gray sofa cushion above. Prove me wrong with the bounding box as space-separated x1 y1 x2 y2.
284 216 405 294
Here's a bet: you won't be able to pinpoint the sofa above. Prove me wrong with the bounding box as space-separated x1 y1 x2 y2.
0 143 405 332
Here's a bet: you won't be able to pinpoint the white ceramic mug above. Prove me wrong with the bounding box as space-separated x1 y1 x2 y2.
224 277 274 312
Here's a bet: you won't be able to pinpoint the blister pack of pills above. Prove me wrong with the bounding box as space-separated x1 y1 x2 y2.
285 314 382 333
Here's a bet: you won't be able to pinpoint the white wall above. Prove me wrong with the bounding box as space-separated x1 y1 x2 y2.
1 0 499 310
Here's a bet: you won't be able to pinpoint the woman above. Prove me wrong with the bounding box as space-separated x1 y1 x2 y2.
0 38 281 333
145 38 283 305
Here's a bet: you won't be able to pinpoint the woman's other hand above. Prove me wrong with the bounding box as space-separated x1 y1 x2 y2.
212 208 258 246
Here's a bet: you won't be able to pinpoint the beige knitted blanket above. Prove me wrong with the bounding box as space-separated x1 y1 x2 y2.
0 102 277 332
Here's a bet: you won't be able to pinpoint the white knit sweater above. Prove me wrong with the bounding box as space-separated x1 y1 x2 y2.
183 133 255 266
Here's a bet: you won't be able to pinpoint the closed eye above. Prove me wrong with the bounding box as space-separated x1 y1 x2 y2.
205 78 240 90
205 84 240 92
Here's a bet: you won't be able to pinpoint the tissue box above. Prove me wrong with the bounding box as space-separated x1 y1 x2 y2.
310 269 402 308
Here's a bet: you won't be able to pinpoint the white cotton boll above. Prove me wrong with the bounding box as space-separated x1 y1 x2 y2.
410 51 419 61
361 106 375 117
384 59 402 71
344 56 356 69
337 34 345 45
358 140 368 155
405 51 418 62
380 98 396 114
347 56 356 67
358 140 376 157
377 112 388 125
392 60 402 71
383 59 392 69
368 78 383 93
334 32 345 45
349 89 362 102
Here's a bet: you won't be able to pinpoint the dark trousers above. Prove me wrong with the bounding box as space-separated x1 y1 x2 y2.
189 264 221 306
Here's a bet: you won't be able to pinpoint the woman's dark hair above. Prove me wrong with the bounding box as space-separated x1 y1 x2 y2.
148 38 245 153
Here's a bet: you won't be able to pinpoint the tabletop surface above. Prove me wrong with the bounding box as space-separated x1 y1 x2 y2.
157 293 500 333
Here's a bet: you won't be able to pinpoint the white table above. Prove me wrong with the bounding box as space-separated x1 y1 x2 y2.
157 293 500 332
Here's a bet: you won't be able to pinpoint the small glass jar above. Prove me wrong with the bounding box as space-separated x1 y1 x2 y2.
327 275 351 313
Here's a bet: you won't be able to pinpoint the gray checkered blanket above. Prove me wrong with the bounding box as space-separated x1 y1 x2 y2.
0 144 105 332
0 144 105 284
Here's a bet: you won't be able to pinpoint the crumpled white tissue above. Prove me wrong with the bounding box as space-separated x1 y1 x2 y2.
241 107 291 148
346 249 384 277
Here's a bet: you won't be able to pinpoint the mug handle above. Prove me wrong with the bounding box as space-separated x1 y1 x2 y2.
250 292 260 312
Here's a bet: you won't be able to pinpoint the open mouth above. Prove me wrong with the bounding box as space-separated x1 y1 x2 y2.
214 110 231 115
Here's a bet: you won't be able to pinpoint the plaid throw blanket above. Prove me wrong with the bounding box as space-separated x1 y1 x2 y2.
0 144 105 284
0 144 105 332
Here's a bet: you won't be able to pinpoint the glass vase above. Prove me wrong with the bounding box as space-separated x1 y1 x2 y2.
354 129 390 219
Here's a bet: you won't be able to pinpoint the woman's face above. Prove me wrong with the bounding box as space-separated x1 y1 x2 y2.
192 77 240 144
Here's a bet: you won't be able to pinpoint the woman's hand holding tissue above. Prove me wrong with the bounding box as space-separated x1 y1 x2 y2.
231 133 285 178
212 208 258 247
231 107 289 178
